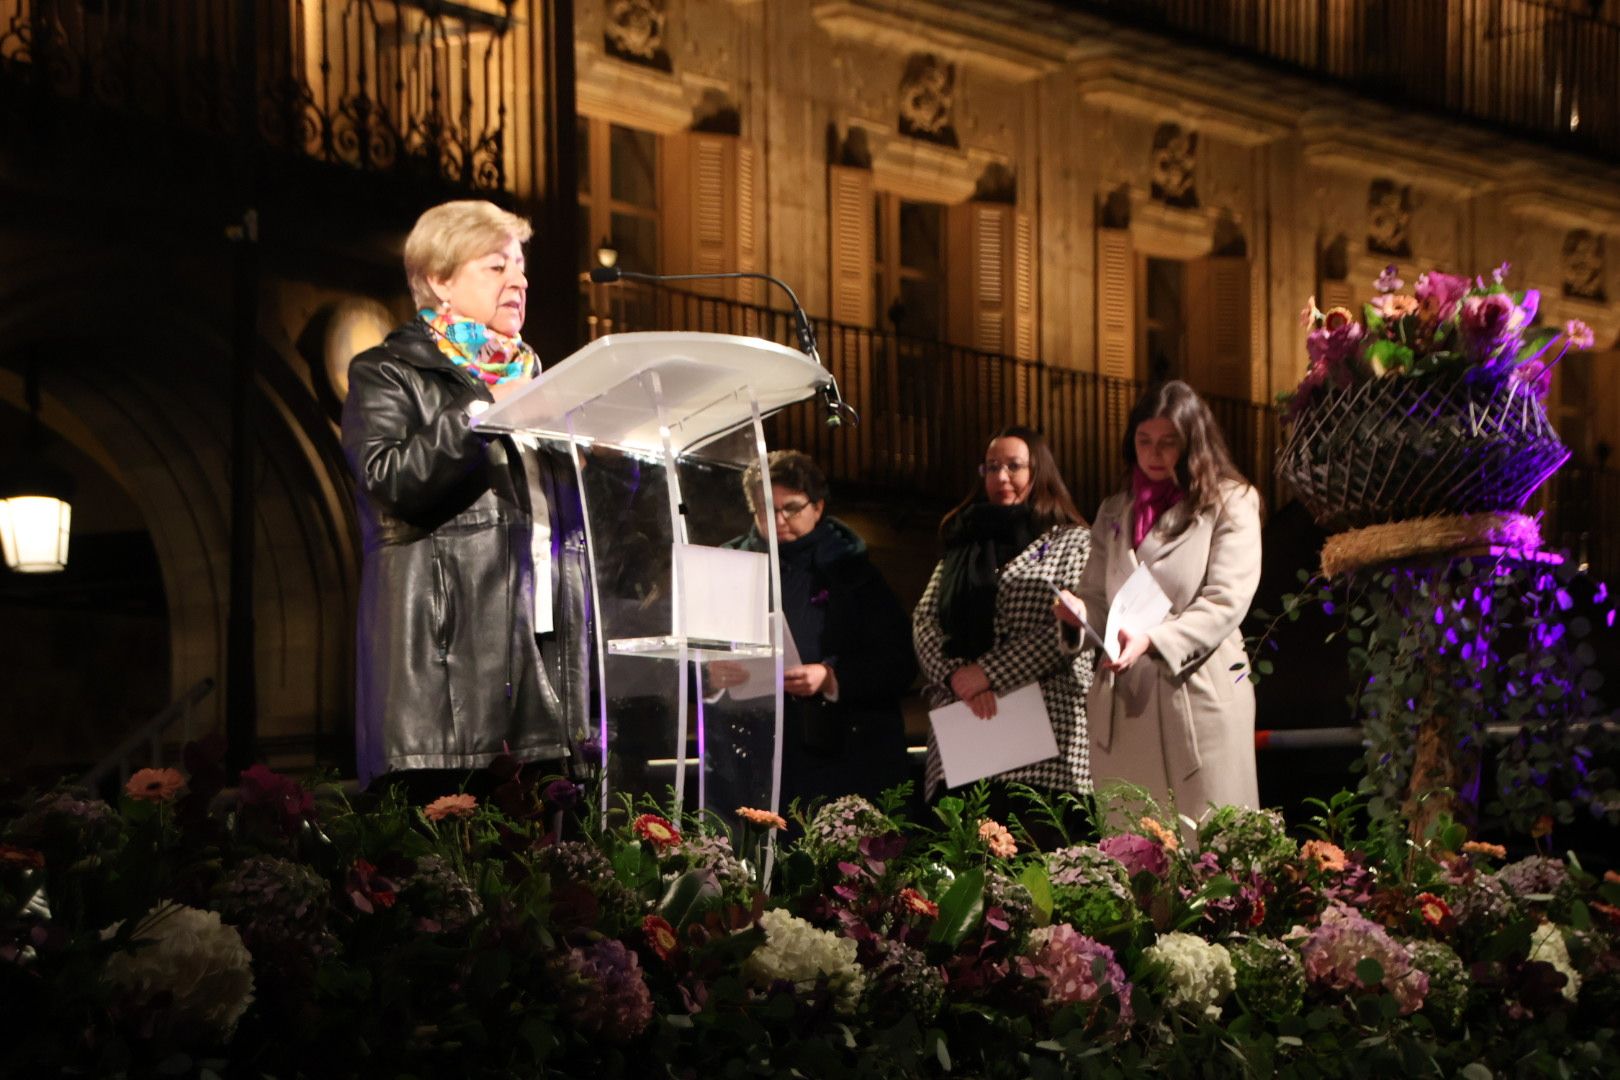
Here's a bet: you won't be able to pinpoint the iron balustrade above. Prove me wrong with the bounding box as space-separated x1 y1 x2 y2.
0 0 516 189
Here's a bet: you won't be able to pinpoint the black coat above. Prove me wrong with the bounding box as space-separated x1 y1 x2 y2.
726 517 917 809
340 322 590 786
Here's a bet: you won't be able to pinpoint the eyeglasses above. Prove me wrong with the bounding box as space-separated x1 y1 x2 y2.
772 500 813 519
978 461 1030 477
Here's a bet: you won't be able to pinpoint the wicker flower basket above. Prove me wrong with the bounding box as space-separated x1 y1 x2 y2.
1276 373 1570 533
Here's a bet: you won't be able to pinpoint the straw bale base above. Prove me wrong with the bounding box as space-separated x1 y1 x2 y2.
1319 512 1543 578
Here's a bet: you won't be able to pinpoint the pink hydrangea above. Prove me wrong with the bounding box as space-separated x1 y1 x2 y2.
1098 832 1169 879
1019 924 1134 1032
1299 904 1428 1015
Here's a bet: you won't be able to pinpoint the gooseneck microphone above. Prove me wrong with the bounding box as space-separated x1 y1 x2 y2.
587 264 858 429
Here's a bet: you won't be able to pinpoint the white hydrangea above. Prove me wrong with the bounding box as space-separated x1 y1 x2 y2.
1528 922 1580 1002
102 902 255 1038
742 907 866 1014
1144 931 1235 1019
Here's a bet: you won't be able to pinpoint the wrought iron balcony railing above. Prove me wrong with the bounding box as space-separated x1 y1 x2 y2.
0 0 516 190
581 279 1620 581
1073 0 1620 160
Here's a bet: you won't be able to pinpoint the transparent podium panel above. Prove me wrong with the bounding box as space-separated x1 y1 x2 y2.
473 332 826 856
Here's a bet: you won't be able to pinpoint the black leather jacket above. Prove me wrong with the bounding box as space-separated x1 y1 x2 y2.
341 322 590 786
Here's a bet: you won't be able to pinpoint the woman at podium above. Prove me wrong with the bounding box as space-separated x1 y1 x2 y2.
714 450 916 813
914 425 1094 837
341 200 589 795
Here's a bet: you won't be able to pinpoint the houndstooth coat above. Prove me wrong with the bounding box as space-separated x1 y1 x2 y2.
914 524 1094 798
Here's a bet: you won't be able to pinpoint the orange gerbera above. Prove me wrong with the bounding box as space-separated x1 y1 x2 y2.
1300 839 1348 873
978 818 1017 859
1603 870 1620 886
125 767 186 803
736 806 787 830
899 888 939 918
1138 816 1180 852
1416 892 1453 930
1462 841 1507 860
643 914 679 960
633 813 683 848
424 793 478 821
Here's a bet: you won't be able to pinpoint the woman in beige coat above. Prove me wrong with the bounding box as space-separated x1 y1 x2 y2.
1056 381 1262 820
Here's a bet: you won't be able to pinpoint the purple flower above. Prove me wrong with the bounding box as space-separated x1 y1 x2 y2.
1099 833 1169 879
544 778 582 812
555 939 655 1040
1299 904 1428 1014
238 764 315 838
1492 260 1512 284
1305 321 1364 371
576 740 605 770
1374 264 1404 293
1414 270 1471 322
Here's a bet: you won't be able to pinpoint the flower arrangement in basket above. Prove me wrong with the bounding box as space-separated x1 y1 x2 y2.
1277 262 1591 557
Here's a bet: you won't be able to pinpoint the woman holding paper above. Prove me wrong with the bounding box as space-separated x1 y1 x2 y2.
717 451 917 812
1055 380 1262 819
342 200 589 794
913 425 1094 817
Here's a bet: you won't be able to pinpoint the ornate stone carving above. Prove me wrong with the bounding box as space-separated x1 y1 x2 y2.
898 53 957 147
1562 229 1607 302
1367 179 1412 258
605 0 671 72
1150 123 1197 209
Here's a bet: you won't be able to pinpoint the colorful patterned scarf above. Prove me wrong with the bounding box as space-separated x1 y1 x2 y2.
418 307 536 386
1131 466 1184 549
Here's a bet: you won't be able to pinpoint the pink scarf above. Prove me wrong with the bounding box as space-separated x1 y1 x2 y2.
1131 467 1184 549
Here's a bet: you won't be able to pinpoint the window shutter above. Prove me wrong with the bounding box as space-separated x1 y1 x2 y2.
1319 277 1356 312
735 140 764 309
1012 210 1037 361
1096 228 1135 380
948 202 1008 354
828 164 874 327
1187 255 1252 401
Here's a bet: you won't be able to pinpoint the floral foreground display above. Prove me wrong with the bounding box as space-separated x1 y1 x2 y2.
3 744 1619 1078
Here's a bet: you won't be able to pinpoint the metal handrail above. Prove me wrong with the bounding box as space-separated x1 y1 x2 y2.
79 677 216 791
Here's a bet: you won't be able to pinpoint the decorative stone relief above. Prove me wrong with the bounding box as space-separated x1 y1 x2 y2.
1366 179 1411 258
898 53 958 148
1562 229 1607 302
605 0 671 72
1150 123 1197 209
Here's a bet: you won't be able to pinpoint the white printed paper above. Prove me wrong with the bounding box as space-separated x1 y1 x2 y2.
1102 563 1173 662
719 622 803 701
927 683 1057 789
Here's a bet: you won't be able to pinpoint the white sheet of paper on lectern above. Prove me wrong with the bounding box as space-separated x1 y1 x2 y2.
471 332 832 453
927 683 1058 789
677 544 770 646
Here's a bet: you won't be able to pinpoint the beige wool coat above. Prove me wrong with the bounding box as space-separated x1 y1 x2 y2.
1074 481 1263 820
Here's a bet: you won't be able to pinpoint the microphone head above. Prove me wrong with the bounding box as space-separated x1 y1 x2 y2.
588 265 622 284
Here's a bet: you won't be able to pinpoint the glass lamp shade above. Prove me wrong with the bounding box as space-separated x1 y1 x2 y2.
0 494 72 572
0 456 74 573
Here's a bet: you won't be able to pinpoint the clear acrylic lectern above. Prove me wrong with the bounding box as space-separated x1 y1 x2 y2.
474 332 832 843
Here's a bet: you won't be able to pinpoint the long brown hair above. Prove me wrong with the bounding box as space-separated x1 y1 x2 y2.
941 424 1087 537
1122 381 1249 537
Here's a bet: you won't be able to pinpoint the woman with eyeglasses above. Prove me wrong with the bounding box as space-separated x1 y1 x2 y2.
1054 381 1263 823
716 450 917 812
913 425 1094 833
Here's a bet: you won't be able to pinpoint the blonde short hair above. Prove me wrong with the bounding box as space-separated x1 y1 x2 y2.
403 200 534 309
